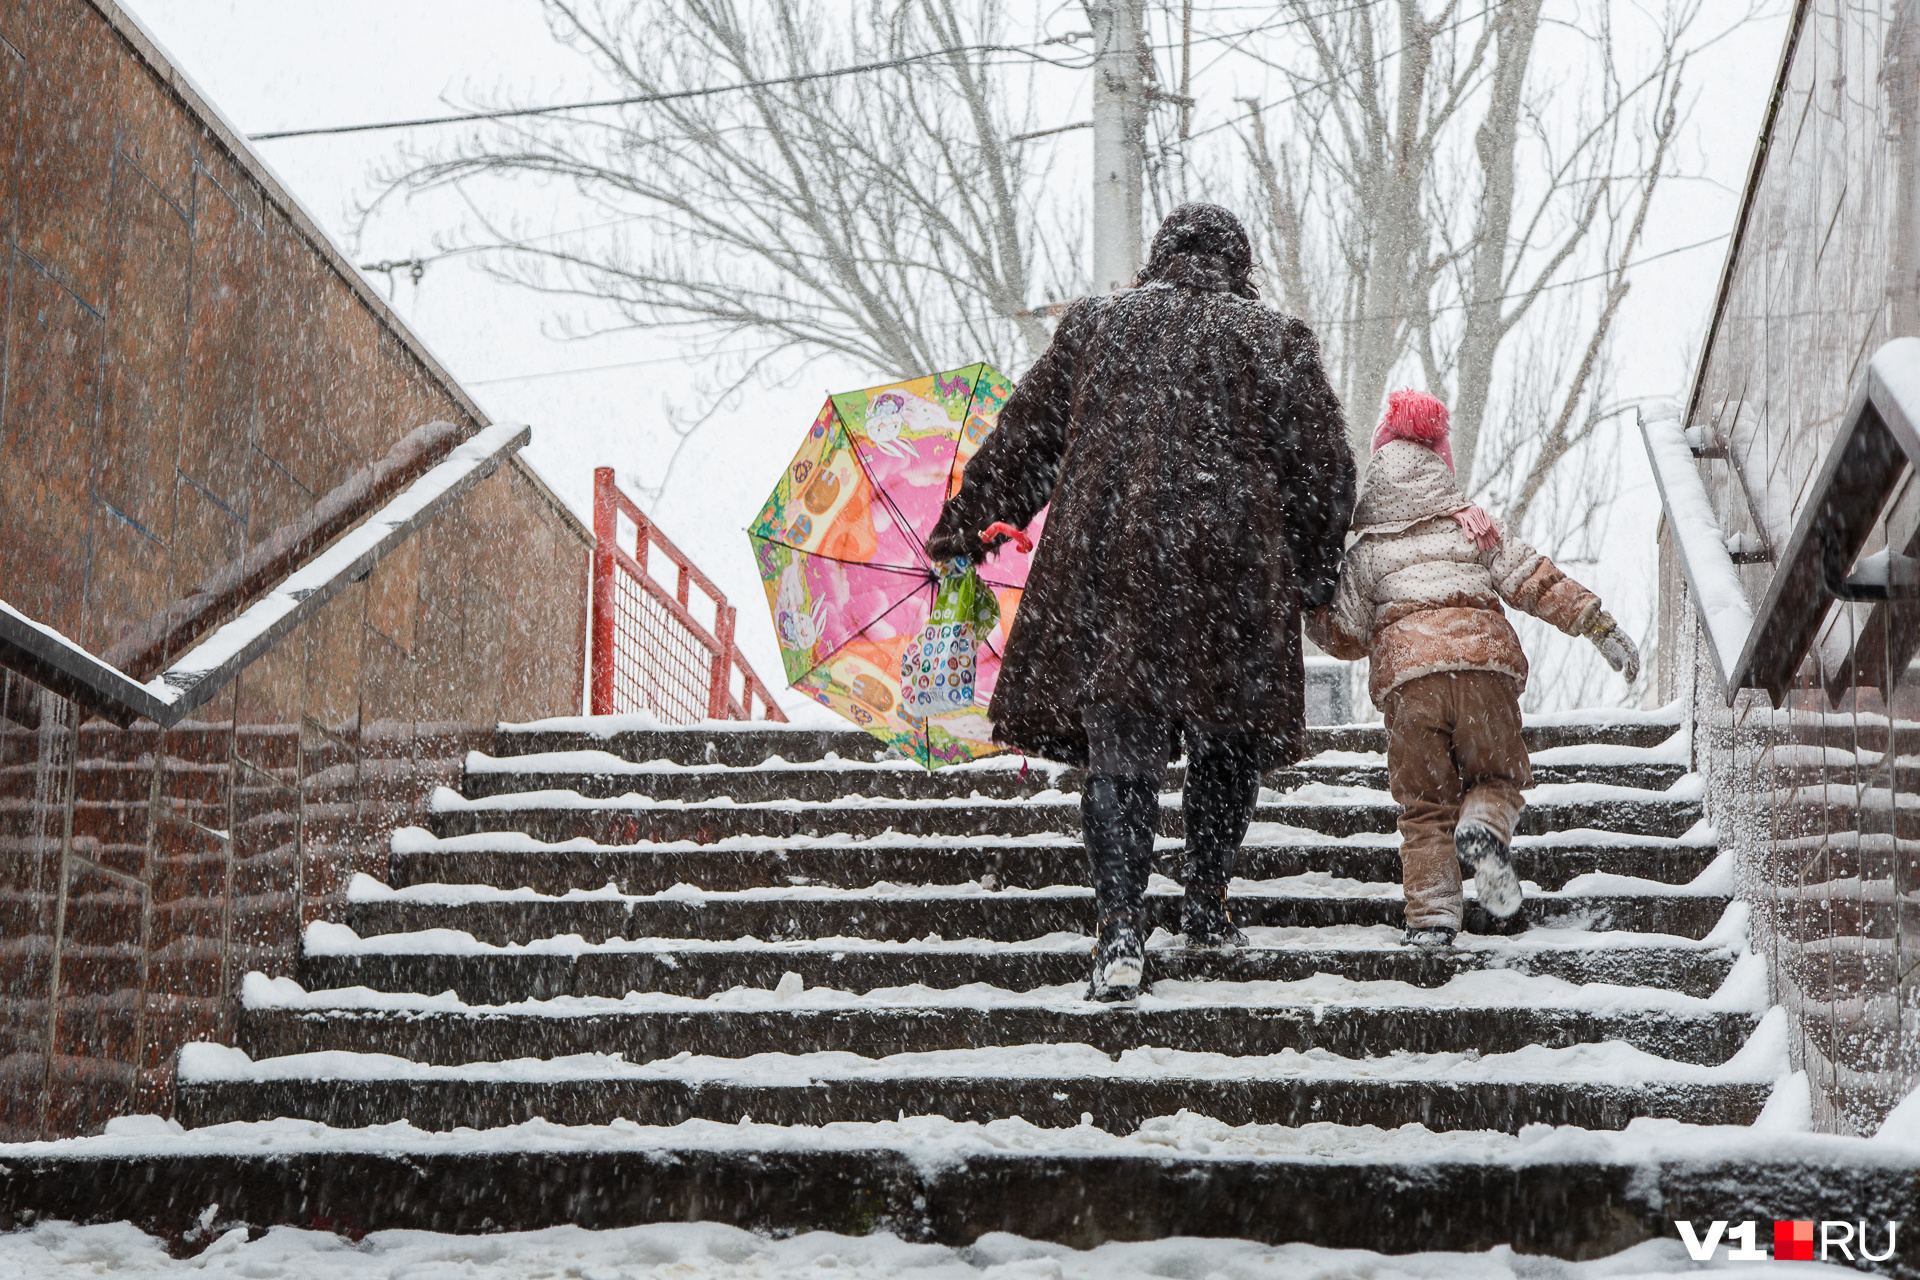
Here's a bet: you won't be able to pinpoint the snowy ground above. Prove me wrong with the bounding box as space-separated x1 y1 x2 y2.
0 1220 1860 1279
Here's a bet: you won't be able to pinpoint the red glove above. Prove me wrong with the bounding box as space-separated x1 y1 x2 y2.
1452 505 1499 552
980 522 1034 554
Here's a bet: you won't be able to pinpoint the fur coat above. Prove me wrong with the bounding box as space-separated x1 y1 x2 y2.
927 205 1355 768
1305 440 1600 707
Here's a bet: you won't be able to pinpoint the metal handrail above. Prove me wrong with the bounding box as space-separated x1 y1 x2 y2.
1647 337 1920 705
589 467 785 722
102 420 465 680
0 422 530 727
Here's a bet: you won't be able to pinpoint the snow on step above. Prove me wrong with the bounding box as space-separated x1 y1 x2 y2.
303 915 1745 960
426 776 1703 812
423 774 1705 845
337 865 1738 949
243 948 1767 1018
68 1066 1895 1171
297 916 1746 1006
458 744 1689 803
184 1006 1787 1088
385 810 1723 898
176 1012 1786 1134
345 852 1736 908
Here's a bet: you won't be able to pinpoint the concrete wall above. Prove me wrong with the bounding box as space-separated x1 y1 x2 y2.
0 0 591 1138
1664 0 1920 1133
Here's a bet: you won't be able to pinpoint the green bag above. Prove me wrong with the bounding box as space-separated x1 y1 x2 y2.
900 558 998 716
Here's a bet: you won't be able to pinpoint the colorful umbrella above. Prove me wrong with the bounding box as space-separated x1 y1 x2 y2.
748 364 1046 768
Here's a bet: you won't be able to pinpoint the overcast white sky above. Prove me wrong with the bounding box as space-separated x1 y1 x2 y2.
119 0 1790 717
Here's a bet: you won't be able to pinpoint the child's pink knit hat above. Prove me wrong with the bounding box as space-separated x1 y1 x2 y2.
1371 389 1454 473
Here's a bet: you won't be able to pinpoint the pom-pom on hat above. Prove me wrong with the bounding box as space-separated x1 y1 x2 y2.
1371 389 1454 473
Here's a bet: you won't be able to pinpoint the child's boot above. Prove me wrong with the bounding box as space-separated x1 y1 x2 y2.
1403 924 1458 948
1456 787 1524 919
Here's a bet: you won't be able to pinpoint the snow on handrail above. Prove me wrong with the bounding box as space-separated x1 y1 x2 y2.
0 422 529 728
1729 338 1920 702
1650 339 1920 705
1639 403 1756 693
0 599 174 724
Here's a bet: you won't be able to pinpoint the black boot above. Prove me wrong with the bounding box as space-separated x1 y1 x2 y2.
1089 914 1146 1001
1082 774 1158 1000
1181 885 1248 950
1179 732 1260 949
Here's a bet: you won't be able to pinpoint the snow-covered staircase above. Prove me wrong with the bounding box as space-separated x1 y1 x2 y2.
18 708 1920 1257
175 712 1773 1139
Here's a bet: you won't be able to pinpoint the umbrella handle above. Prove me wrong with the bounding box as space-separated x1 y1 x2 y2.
980 522 1034 554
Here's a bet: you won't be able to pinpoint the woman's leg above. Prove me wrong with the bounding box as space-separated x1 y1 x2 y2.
1080 705 1170 999
1181 727 1261 946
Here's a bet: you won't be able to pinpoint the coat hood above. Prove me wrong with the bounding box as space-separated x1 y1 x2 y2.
1136 203 1257 299
1350 440 1471 536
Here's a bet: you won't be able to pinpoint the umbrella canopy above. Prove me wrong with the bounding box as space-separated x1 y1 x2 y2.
749 364 1046 768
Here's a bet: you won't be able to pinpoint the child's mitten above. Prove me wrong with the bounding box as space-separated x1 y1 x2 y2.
1584 610 1640 683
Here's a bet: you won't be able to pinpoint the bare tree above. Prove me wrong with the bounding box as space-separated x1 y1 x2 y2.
1234 0 1702 485
364 0 1079 389
1471 56 1684 536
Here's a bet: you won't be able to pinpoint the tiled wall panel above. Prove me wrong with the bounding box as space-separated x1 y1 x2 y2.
0 0 590 1139
1670 0 1920 1135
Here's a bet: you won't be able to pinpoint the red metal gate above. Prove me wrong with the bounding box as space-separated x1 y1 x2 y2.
589 467 786 721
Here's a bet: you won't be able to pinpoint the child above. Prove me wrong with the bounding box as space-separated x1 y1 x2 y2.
1306 391 1639 946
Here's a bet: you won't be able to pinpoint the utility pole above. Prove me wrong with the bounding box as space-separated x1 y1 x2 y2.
1089 0 1145 293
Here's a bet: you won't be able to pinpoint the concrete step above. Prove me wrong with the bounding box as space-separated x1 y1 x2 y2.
390 832 1720 895
11 1142 1908 1259
425 792 1703 844
176 1072 1769 1135
490 717 1685 766
300 934 1738 1002
343 887 1735 946
459 755 1689 804
234 998 1759 1066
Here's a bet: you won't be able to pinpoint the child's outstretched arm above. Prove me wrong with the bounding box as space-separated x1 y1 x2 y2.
1487 527 1639 682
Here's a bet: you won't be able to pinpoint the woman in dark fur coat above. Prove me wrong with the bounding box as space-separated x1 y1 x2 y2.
927 203 1355 1000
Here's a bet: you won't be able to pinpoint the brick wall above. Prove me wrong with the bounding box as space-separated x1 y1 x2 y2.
1666 0 1920 1134
0 0 592 1138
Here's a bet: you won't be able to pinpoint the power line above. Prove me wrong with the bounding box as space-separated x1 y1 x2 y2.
1311 233 1729 328
465 236 1725 386
247 43 1088 141
466 347 770 386
243 9 1390 143
1176 3 1500 149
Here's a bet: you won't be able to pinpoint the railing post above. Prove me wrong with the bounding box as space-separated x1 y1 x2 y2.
590 467 618 716
587 465 782 722
708 604 737 720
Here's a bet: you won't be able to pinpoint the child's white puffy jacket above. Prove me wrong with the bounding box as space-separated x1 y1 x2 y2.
1305 441 1601 708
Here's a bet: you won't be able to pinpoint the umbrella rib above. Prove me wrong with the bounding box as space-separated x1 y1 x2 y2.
940 363 984 514
830 395 937 573
865 468 934 572
749 534 933 578
780 573 935 689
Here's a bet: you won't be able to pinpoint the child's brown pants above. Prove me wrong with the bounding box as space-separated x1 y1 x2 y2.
1382 670 1532 929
